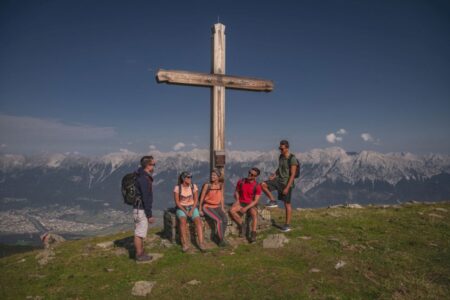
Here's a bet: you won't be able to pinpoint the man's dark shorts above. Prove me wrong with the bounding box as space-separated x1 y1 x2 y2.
238 202 258 214
264 179 293 203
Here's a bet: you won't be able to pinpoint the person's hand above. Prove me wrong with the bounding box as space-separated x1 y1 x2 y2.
269 174 276 180
282 187 290 195
187 210 193 218
240 207 247 214
199 209 204 217
148 217 155 224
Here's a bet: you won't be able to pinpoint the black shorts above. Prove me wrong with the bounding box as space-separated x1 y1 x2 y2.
264 179 293 203
239 202 257 213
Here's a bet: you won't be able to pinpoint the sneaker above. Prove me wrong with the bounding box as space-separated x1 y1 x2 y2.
280 224 292 232
250 231 257 243
136 253 153 262
266 200 278 208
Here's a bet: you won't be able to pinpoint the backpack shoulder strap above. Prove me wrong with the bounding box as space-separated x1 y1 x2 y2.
288 153 293 167
252 181 258 200
288 153 299 171
199 183 207 202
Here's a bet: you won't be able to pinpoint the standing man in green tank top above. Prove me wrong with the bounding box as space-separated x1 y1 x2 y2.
261 140 299 232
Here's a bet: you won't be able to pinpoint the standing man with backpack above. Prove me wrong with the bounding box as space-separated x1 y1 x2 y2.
134 155 156 262
229 167 262 243
261 140 300 232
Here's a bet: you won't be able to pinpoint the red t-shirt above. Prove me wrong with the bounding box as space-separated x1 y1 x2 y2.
236 179 262 204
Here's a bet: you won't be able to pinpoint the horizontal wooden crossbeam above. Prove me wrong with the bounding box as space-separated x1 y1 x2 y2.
156 69 274 92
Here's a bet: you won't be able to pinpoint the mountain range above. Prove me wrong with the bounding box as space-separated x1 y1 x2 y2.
1 147 450 211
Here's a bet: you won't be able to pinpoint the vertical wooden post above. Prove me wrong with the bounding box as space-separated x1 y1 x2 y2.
210 23 226 174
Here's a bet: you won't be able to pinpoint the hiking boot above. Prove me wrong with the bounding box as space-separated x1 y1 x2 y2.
266 200 278 208
136 253 153 263
250 231 257 243
238 223 245 237
280 224 292 232
218 239 229 247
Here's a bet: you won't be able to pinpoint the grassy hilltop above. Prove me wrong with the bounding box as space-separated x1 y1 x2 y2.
1 202 449 299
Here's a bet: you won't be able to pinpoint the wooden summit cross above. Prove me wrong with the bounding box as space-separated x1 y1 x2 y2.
156 23 273 176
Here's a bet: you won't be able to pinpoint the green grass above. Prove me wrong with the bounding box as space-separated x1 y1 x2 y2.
1 202 449 299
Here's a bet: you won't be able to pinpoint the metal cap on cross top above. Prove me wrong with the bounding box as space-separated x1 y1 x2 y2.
155 23 274 177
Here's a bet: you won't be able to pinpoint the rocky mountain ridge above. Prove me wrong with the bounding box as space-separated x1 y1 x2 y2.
1 147 449 209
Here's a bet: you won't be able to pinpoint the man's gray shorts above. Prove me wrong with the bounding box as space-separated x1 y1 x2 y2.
133 209 148 238
264 179 293 203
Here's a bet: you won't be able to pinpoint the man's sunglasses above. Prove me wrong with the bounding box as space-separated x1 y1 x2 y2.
248 171 258 177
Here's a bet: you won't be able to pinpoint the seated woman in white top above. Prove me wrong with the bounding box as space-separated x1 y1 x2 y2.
174 171 205 252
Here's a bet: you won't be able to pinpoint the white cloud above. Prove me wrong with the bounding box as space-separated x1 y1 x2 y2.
191 143 197 148
0 144 6 148
0 114 116 142
326 133 343 144
65 151 80 155
361 133 380 145
0 114 117 153
227 141 232 146
173 142 186 151
361 133 374 142
149 145 157 150
326 128 347 143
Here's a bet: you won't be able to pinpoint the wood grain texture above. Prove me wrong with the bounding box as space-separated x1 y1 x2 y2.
156 69 274 92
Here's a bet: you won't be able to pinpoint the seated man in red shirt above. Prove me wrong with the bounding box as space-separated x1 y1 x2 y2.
229 167 262 243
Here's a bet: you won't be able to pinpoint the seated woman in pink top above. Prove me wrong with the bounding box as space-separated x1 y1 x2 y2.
199 168 228 247
174 171 205 252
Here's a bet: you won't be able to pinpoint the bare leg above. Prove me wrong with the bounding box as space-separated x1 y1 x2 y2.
194 217 204 246
249 208 257 232
134 236 144 257
285 202 292 225
179 217 188 249
260 182 275 201
229 202 243 225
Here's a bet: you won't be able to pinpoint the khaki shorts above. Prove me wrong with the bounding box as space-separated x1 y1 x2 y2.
133 209 148 238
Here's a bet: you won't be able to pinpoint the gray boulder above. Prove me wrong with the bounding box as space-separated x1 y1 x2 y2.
40 232 65 249
131 281 156 297
263 234 289 249
96 241 114 249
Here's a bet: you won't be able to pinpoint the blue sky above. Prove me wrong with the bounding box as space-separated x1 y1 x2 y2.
1 0 449 155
